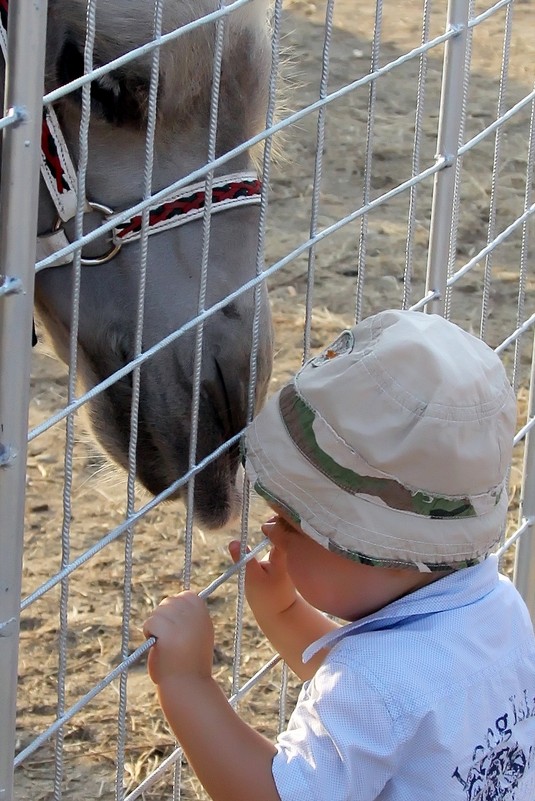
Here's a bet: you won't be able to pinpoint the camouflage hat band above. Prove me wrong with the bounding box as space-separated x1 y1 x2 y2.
278 382 504 521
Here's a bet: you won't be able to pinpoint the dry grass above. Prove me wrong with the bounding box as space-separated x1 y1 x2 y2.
15 0 535 798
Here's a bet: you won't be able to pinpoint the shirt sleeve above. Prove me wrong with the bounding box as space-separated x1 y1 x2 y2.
272 659 405 801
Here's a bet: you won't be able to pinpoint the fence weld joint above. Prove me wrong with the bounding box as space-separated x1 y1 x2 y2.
0 276 23 297
0 443 16 468
0 618 17 637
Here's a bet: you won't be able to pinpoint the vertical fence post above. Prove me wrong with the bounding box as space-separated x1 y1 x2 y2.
514 333 535 620
0 2 48 799
424 0 469 315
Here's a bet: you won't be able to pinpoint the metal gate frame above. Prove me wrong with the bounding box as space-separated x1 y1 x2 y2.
0 2 48 800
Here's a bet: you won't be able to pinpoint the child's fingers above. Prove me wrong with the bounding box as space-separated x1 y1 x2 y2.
228 539 248 564
228 539 261 574
268 544 288 573
142 592 203 640
142 615 163 641
228 540 272 583
142 605 176 639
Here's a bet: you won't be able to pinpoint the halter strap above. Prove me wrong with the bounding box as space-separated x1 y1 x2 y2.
112 173 262 245
1 0 263 270
1 0 81 225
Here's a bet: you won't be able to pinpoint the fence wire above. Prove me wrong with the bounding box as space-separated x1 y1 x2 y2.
1 1 534 800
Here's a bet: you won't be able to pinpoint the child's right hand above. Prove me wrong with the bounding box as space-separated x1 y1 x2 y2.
143 591 215 686
228 538 298 621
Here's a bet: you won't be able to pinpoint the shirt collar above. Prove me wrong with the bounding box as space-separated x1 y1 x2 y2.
303 555 500 664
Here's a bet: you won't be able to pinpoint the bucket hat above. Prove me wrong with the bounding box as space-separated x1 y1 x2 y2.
244 309 517 571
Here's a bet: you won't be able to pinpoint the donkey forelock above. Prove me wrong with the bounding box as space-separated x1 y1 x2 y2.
47 0 273 143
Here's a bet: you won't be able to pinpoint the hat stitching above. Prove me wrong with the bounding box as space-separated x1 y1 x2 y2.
246 418 506 559
365 313 505 404
294 356 509 502
246 421 332 524
253 479 302 526
361 314 512 420
298 389 505 504
360 350 512 422
326 538 483 572
279 382 488 520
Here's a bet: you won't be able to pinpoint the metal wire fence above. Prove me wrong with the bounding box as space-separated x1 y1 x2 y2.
0 0 534 799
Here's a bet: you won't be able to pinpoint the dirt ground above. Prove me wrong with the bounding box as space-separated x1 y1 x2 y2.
14 0 535 799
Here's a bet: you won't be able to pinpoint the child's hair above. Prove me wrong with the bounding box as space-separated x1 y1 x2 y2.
244 309 517 572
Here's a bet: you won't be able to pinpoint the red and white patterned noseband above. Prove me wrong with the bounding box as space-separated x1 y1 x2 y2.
1 0 262 269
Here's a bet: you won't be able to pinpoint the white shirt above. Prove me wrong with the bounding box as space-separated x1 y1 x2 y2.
272 556 535 801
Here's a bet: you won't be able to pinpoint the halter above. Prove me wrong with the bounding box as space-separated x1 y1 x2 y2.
1 0 262 269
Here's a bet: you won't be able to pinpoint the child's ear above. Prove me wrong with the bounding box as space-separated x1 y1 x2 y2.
56 38 153 128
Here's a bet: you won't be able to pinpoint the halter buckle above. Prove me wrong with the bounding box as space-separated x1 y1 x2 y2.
53 201 122 266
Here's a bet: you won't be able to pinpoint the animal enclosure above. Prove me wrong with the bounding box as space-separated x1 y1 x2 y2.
0 0 534 800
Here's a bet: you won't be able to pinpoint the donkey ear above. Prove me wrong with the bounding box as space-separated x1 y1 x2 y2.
56 38 152 128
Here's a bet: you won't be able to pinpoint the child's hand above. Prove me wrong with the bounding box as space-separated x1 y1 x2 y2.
228 537 297 620
143 591 214 686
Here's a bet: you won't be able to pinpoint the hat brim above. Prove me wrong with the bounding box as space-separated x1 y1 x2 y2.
244 389 508 572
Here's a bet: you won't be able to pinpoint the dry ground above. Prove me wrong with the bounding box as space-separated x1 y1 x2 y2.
14 0 535 798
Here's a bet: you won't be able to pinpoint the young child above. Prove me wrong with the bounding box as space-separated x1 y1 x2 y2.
143 309 535 801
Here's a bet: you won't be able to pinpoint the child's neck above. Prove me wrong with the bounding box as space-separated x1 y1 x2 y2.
342 567 452 622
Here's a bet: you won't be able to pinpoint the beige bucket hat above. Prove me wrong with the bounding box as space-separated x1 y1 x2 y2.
244 309 517 571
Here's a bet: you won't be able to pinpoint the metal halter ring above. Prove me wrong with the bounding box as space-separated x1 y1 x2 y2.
53 201 122 266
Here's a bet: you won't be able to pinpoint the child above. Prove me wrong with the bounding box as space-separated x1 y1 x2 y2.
143 309 535 801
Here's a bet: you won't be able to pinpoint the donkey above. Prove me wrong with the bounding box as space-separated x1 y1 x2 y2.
13 0 274 528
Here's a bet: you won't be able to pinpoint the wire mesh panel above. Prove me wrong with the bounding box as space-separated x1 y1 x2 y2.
0 0 533 799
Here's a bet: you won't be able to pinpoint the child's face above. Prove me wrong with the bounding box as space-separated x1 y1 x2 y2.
262 506 447 621
261 509 372 620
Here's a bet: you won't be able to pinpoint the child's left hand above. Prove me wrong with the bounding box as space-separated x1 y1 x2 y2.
143 591 214 686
